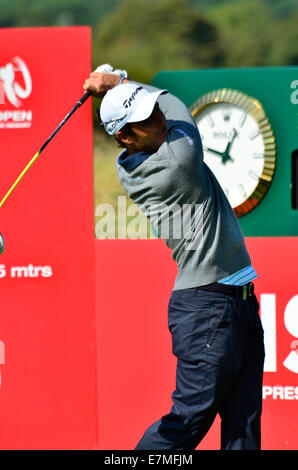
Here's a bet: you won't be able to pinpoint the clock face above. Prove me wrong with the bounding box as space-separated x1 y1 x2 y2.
190 89 276 217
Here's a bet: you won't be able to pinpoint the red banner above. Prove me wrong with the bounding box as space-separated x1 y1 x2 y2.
96 237 298 450
0 27 97 449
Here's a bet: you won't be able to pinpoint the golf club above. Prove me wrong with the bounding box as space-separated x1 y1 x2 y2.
0 89 92 255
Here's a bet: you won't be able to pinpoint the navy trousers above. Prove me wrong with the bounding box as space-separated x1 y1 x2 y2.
135 285 265 450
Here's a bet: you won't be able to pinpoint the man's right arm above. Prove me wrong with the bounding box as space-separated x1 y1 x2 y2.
83 71 129 98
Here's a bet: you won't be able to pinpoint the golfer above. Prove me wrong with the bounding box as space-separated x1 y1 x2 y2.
84 66 265 450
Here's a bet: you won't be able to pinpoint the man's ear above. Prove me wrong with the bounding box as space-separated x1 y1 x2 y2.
116 128 133 145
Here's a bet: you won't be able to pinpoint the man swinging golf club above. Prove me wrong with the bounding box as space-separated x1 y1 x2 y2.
84 65 265 450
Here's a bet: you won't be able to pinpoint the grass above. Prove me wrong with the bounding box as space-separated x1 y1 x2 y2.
93 129 155 239
93 129 127 209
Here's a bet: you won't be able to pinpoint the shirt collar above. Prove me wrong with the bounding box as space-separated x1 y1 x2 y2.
117 150 152 171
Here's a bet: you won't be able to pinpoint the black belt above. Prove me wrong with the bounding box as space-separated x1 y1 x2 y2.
197 281 254 300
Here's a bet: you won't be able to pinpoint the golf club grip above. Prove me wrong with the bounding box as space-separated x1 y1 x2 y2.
77 89 92 105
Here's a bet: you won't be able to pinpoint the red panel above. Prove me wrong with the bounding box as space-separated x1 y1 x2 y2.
95 239 218 450
96 237 298 450
0 27 97 449
246 237 298 451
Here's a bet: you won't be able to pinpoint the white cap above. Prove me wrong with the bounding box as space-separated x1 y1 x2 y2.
100 83 167 135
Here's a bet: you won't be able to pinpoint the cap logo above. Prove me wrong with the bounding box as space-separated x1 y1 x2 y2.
123 86 143 109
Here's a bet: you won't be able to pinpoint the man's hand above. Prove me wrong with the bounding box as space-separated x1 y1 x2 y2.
83 64 128 98
83 72 121 98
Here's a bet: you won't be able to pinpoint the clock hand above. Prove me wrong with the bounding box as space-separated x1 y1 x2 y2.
203 145 234 164
222 128 237 163
203 146 225 157
224 128 237 153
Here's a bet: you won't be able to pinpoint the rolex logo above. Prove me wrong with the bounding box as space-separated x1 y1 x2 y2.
223 111 231 122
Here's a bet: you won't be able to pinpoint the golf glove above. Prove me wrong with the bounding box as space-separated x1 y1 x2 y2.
94 64 128 84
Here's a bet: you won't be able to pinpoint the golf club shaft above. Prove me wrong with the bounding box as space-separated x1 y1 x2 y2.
0 90 92 209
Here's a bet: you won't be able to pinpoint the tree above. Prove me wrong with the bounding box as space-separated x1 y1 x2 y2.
266 11 298 66
205 0 275 67
205 0 298 68
0 0 119 28
92 0 223 84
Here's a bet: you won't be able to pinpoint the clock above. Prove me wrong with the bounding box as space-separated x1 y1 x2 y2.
189 89 276 217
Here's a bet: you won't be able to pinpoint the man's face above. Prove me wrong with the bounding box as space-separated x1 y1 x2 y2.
116 103 167 154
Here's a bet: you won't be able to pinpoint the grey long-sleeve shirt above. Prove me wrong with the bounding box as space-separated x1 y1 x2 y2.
116 83 251 290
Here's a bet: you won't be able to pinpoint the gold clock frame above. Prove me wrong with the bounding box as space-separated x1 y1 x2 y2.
189 89 276 218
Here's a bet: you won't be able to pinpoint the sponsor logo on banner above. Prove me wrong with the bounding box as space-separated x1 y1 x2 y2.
0 56 32 129
261 294 298 401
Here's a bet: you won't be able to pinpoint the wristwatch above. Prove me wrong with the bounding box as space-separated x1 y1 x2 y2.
118 71 128 85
